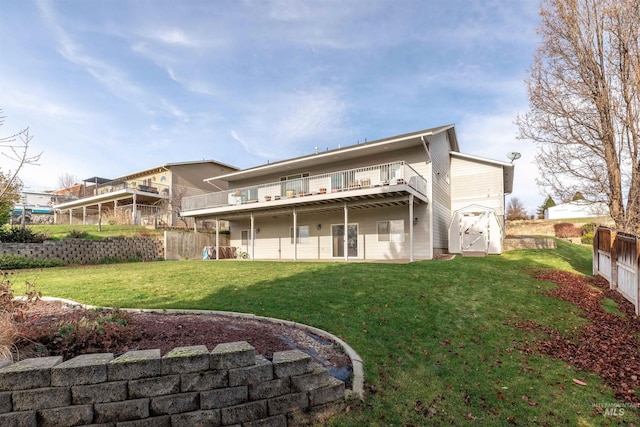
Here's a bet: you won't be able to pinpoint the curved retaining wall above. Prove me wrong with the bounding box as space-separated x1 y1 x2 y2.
0 341 348 426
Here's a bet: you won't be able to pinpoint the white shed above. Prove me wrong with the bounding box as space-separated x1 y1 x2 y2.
448 205 503 256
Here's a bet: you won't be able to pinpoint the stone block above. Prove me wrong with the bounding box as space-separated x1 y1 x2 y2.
51 353 113 386
272 350 313 379
94 398 150 423
0 391 11 414
72 381 127 404
268 392 308 416
116 415 171 427
162 346 210 375
308 377 345 406
0 356 62 391
201 386 247 409
229 355 273 386
108 350 161 381
181 370 228 392
290 364 332 392
0 410 37 427
243 414 286 427
288 399 348 426
210 341 255 370
171 409 221 427
37 404 93 427
12 387 71 411
150 392 199 415
128 375 180 398
0 360 11 370
249 378 290 401
220 400 267 425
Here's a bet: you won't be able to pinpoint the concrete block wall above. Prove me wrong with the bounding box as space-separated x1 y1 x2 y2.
0 341 347 427
0 237 164 264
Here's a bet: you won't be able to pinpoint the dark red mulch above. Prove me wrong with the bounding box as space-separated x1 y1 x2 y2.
513 270 640 403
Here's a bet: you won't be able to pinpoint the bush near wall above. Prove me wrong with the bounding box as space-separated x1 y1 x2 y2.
553 222 583 238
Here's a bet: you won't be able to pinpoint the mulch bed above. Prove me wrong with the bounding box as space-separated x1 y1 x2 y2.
514 270 640 403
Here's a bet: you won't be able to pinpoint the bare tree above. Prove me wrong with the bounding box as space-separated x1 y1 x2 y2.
0 110 41 226
516 0 640 232
506 197 528 221
57 173 77 190
0 111 41 201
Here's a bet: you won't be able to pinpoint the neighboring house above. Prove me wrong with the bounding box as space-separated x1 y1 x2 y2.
53 160 238 227
11 190 56 224
544 200 610 220
180 125 514 261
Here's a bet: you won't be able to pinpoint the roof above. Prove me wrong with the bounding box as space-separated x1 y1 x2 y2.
205 125 458 183
113 160 239 182
450 151 515 194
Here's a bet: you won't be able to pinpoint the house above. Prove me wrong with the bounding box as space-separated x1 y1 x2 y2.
11 190 56 224
53 160 238 227
180 125 514 261
545 200 610 220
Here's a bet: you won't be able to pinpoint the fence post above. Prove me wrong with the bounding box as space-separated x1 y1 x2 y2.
636 237 640 316
610 230 618 290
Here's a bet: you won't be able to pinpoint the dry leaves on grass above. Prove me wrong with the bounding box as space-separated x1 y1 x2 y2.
514 270 640 403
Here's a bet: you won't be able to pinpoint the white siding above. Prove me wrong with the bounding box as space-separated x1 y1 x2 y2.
428 132 452 250
450 157 505 215
228 203 431 261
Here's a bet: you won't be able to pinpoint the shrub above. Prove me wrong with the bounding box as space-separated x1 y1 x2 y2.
66 229 89 239
582 222 597 235
0 227 49 243
0 272 41 361
553 222 583 238
581 233 594 245
19 308 137 360
0 255 64 270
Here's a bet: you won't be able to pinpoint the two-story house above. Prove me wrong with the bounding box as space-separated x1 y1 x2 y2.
54 160 238 227
180 125 514 261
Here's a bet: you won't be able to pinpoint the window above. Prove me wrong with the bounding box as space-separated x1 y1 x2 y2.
290 225 310 244
241 229 257 245
377 220 404 242
280 173 310 196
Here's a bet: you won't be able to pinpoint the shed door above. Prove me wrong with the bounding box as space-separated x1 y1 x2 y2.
461 212 489 253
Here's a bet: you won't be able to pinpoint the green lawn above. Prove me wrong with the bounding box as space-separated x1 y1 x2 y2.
9 240 638 425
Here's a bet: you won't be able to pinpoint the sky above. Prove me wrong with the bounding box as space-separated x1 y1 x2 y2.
1 0 544 214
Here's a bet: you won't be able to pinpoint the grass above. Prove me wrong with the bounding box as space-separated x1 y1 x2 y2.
8 240 639 425
16 224 164 240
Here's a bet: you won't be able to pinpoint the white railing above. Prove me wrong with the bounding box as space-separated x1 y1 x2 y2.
76 180 170 200
182 161 427 212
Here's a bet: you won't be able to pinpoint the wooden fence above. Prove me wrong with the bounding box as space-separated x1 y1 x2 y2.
593 226 640 315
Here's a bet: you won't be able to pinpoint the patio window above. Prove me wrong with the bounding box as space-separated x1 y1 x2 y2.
241 229 257 245
377 220 404 242
290 225 310 244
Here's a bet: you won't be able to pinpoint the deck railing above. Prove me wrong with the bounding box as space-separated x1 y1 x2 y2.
74 180 170 199
182 161 427 212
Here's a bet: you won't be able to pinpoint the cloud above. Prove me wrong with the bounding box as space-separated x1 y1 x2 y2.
229 87 354 160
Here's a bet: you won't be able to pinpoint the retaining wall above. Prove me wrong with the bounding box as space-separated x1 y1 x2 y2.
0 341 347 426
0 238 164 265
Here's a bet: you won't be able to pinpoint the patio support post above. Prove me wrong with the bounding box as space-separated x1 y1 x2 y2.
114 200 118 223
293 207 297 261
343 202 348 261
409 194 414 262
82 206 86 225
215 217 219 260
132 194 137 225
250 212 255 260
98 203 102 232
69 208 72 225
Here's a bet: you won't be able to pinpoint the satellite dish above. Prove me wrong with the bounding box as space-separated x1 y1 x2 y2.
507 152 521 162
